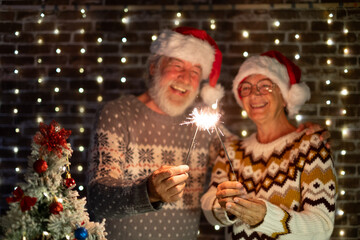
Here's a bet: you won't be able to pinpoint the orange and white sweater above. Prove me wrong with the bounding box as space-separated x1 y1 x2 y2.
201 130 337 240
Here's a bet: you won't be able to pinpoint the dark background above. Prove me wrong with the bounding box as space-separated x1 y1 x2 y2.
1 1 359 239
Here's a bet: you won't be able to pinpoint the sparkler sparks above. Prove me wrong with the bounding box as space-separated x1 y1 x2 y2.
181 108 237 180
181 108 220 164
182 107 221 132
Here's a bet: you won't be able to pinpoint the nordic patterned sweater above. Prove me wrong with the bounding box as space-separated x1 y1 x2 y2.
87 95 219 240
201 130 337 240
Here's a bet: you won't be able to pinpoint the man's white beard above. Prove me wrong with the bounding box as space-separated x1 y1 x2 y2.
148 70 199 116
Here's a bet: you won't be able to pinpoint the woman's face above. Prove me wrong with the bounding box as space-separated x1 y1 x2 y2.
238 74 285 123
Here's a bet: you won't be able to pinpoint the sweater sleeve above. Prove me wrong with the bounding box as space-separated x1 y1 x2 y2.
86 103 162 220
253 133 338 240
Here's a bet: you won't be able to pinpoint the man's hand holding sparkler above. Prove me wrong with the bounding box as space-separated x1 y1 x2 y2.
147 165 190 203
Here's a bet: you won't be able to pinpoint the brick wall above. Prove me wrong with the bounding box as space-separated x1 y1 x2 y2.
1 1 359 239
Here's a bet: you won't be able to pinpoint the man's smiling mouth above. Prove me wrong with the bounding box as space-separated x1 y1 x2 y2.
171 84 188 94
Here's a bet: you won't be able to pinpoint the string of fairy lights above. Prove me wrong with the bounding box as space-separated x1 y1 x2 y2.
6 4 357 237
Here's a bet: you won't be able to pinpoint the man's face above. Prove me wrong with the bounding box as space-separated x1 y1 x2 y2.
149 57 202 116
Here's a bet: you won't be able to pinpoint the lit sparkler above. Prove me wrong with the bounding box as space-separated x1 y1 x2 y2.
181 108 220 164
181 108 237 180
214 126 237 180
183 107 221 131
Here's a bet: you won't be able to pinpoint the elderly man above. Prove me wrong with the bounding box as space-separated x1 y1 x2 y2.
86 27 225 240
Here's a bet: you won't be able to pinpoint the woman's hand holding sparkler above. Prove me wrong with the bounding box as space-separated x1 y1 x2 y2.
216 181 247 208
216 181 266 227
147 165 189 203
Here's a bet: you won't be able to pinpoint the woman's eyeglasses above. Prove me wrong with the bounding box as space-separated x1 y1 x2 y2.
237 79 275 98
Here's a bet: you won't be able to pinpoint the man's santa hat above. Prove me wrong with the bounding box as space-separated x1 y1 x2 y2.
232 50 310 117
150 27 224 106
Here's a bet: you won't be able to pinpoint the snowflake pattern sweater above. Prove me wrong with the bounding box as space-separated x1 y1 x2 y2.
87 95 218 240
201 130 337 240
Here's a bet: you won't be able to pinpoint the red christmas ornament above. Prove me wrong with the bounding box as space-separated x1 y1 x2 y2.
49 201 63 215
6 187 23 203
6 186 37 212
65 177 76 188
33 159 48 174
20 196 38 212
64 172 76 188
33 120 71 157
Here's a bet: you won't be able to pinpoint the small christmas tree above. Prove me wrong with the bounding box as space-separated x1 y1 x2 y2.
1 120 107 240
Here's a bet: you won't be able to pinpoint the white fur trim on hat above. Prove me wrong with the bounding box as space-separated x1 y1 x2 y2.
150 29 215 80
232 55 310 117
201 82 224 106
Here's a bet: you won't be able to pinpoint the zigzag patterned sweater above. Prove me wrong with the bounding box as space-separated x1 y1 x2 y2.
201 130 337 240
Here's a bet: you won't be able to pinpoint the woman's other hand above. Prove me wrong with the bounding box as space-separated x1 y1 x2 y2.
226 197 266 227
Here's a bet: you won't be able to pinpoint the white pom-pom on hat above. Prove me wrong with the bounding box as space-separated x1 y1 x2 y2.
200 83 224 107
287 82 311 117
151 27 224 106
232 50 310 117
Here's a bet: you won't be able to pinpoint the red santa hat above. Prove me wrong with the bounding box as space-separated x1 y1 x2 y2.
150 26 224 106
232 50 310 117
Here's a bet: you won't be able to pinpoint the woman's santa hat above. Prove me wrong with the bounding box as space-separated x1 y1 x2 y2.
232 50 311 117
150 27 224 106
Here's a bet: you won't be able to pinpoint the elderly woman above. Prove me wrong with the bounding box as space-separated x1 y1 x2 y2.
201 51 337 240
